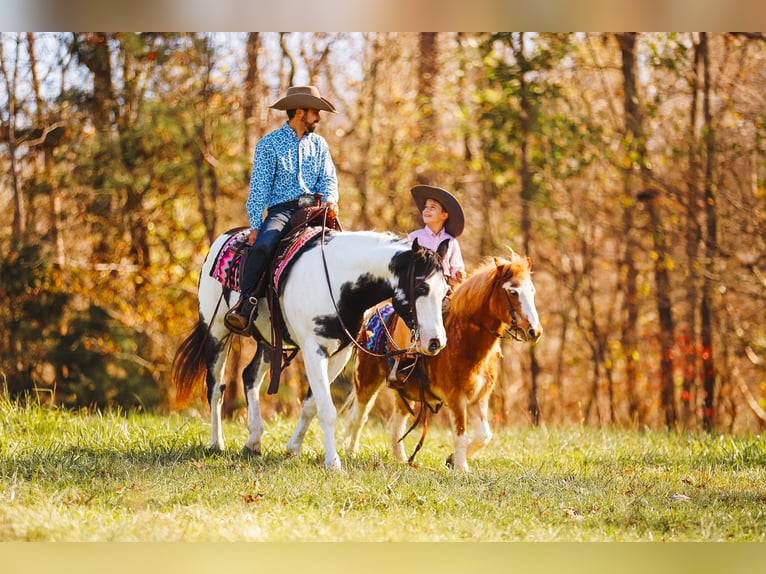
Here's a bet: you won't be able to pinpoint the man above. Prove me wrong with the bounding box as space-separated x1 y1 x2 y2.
224 85 339 334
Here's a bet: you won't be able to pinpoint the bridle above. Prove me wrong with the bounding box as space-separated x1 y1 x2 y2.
471 284 528 342
501 288 527 342
318 221 431 358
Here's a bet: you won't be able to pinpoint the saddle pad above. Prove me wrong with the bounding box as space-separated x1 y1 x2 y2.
272 226 323 293
362 303 395 354
211 229 250 292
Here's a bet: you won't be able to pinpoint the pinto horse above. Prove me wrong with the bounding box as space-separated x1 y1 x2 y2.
346 253 542 471
172 228 450 469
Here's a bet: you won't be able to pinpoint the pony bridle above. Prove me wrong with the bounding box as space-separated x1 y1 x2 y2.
501 286 528 342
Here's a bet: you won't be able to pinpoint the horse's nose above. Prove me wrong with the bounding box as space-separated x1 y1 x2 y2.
529 327 543 342
428 338 443 354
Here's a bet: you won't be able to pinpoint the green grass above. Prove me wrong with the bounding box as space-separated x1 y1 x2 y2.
1 395 765 541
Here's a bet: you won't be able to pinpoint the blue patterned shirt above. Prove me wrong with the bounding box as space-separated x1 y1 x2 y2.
246 122 339 230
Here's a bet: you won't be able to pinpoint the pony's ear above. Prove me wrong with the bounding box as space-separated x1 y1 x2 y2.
493 256 503 267
436 238 450 258
526 256 532 270
412 237 421 251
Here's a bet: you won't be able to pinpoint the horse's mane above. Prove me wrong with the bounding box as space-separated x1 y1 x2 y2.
447 252 530 320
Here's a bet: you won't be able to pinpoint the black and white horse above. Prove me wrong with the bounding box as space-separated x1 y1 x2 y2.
172 228 449 469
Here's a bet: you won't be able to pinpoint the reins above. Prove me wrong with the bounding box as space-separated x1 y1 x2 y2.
318 221 423 358
469 287 526 342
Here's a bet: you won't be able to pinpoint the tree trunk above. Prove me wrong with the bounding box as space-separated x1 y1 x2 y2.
243 33 261 155
415 32 438 184
0 36 25 241
699 32 718 432
682 33 703 428
616 32 641 425
513 33 541 425
641 189 678 427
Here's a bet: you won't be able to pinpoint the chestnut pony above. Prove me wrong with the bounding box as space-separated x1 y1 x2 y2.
346 252 542 471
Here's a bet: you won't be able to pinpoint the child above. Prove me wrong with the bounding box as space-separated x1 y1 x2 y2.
408 184 465 284
388 185 466 385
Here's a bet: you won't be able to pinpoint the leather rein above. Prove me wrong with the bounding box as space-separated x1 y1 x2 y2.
318 213 424 359
471 287 527 342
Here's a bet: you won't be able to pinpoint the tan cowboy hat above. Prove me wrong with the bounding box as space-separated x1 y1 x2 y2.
410 185 465 238
269 85 337 113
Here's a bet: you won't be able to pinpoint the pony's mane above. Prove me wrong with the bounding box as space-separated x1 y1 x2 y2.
448 252 530 319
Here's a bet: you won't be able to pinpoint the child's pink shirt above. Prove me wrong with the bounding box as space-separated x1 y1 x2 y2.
408 226 465 280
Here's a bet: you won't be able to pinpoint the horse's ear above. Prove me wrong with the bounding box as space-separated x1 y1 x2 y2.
412 237 421 251
436 238 450 258
493 256 503 267
526 256 532 270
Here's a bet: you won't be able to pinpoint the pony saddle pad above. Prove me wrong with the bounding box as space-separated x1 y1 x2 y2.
210 226 323 294
361 303 397 354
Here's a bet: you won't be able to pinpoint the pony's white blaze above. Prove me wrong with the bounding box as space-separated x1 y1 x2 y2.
412 272 449 355
502 277 542 341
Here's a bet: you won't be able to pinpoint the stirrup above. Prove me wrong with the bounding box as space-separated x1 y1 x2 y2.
224 295 258 335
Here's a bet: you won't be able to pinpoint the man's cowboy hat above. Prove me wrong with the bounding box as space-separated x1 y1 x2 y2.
410 185 465 238
270 85 337 113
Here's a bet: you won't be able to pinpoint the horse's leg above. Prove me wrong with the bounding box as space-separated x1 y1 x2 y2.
389 395 413 462
465 396 493 461
289 344 348 469
286 388 316 458
345 354 386 455
242 344 270 455
206 335 232 451
447 399 470 471
287 347 352 458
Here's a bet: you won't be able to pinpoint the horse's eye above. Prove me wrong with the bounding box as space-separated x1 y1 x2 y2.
509 288 519 297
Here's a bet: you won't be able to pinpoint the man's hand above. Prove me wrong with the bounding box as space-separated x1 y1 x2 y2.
325 201 339 216
247 229 259 245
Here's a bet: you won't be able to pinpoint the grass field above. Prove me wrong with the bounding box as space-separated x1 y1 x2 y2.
1 395 765 542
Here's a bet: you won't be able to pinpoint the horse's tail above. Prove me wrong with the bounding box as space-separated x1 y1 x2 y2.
171 320 209 407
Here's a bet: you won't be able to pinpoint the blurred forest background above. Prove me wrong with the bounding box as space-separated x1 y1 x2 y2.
1 32 765 434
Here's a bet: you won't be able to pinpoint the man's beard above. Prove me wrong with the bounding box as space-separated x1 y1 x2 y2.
304 120 316 133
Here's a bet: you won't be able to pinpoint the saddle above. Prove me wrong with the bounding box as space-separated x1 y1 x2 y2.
265 197 342 395
211 196 342 394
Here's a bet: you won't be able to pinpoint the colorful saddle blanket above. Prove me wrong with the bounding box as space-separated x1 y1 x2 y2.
362 303 396 354
210 226 323 294
211 229 250 292
272 226 323 293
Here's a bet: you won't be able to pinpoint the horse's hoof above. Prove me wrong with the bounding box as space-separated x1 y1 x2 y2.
323 455 342 470
445 454 454 468
206 444 224 454
242 446 261 458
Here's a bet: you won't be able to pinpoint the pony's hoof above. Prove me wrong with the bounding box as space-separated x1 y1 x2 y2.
206 444 224 454
445 453 454 468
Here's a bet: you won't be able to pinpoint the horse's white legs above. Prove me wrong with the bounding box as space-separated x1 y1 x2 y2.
286 393 317 456
465 400 492 460
389 404 410 462
207 338 232 451
243 350 270 454
286 346 352 469
345 388 379 455
448 402 471 472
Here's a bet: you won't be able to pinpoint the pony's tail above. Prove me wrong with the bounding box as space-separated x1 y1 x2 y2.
171 320 209 407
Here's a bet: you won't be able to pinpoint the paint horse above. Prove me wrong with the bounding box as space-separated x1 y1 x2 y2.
172 228 450 469
346 253 542 471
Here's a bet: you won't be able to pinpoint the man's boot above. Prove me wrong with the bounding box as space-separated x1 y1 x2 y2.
224 293 259 335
